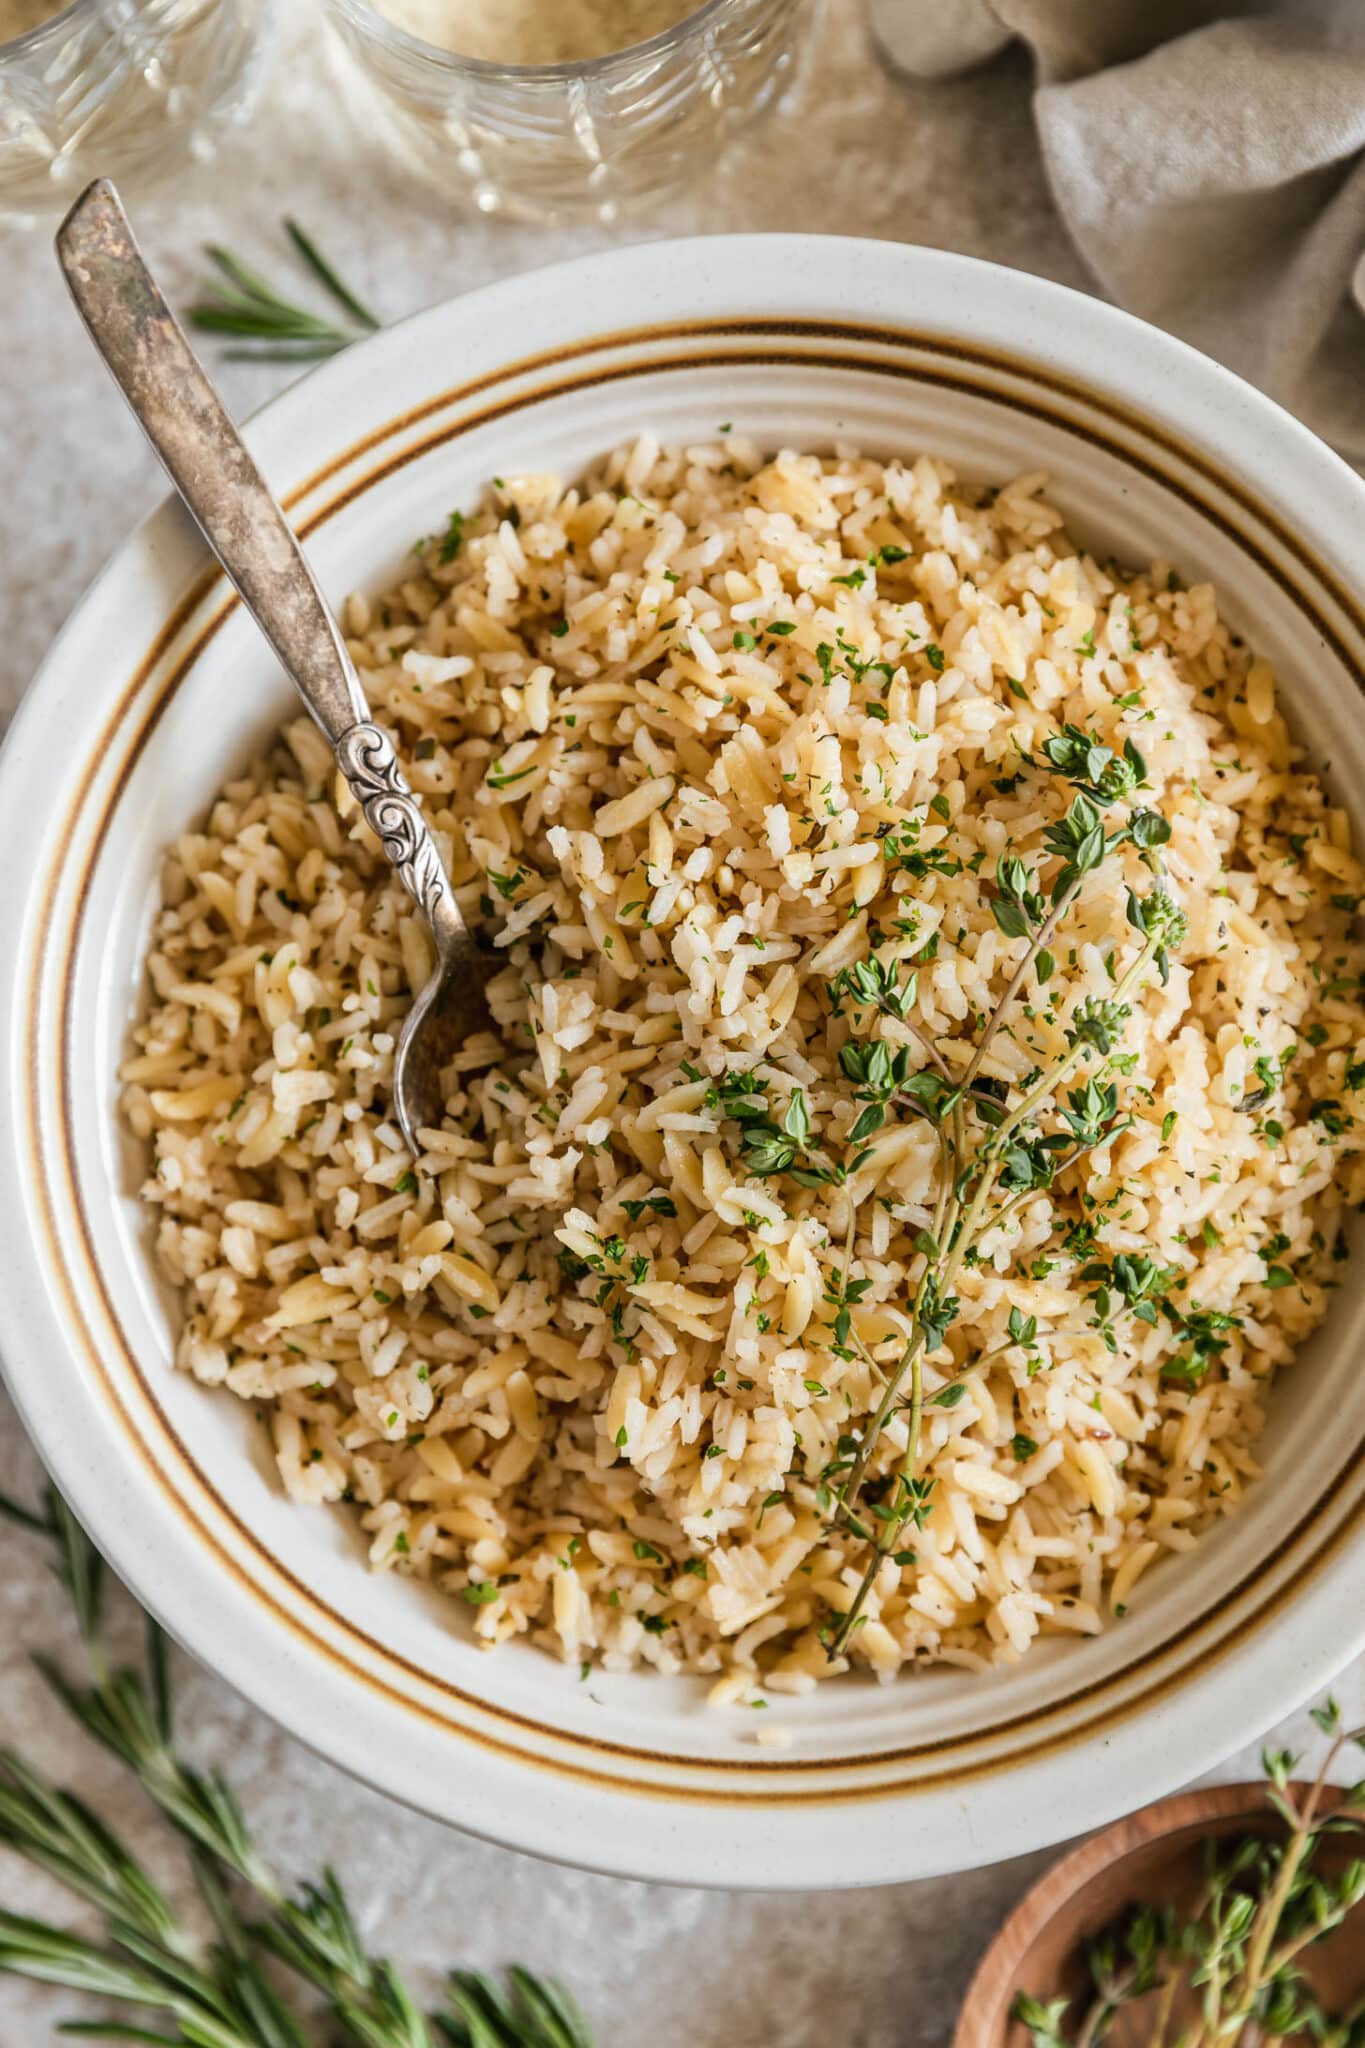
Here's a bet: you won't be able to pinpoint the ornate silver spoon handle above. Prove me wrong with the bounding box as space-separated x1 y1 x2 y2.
56 178 466 954
334 722 463 946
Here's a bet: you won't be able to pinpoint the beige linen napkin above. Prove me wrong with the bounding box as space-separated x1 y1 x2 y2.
868 0 1365 457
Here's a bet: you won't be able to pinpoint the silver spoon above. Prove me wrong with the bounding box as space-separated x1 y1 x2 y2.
56 177 490 1160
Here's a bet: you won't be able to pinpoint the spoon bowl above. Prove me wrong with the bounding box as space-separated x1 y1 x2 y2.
394 950 496 1142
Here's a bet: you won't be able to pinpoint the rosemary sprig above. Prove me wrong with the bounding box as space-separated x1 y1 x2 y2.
0 1485 594 2048
1012 1697 1365 2045
717 718 1184 1656
0 1774 313 2048
187 222 380 363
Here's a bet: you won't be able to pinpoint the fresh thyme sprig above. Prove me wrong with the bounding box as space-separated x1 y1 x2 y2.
714 721 1184 1656
1013 1696 1365 2046
187 222 380 363
0 1485 594 2048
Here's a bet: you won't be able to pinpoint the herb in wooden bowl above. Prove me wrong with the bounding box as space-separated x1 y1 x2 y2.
954 1705 1365 2047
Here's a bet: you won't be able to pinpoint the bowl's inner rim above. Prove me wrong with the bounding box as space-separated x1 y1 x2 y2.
23 313 1365 1803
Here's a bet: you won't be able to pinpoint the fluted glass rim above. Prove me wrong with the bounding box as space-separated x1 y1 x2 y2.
324 0 787 82
0 0 91 55
0 0 241 58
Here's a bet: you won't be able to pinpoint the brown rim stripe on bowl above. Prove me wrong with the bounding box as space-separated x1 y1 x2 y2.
280 316 1365 681
39 338 1365 1773
26 326 1365 1802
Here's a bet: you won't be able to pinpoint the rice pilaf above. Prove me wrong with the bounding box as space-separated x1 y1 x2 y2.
122 437 1365 1696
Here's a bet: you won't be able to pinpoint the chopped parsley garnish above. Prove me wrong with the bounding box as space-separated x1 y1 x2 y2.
621 1193 678 1221
437 509 464 562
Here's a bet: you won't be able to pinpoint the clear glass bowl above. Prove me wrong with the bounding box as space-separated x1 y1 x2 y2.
0 0 275 229
322 0 812 225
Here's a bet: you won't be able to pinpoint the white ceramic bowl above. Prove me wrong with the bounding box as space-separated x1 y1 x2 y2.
4 236 1365 1891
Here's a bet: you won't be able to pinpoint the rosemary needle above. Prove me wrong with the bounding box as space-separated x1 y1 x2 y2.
283 218 381 332
444 1968 598 2048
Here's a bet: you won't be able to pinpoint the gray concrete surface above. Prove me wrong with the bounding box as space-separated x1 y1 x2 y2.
2 5 1358 2041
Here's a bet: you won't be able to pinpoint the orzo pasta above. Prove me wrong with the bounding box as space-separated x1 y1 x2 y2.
122 438 1365 1695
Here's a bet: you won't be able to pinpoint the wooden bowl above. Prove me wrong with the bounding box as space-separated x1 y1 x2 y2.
955 1782 1365 2046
